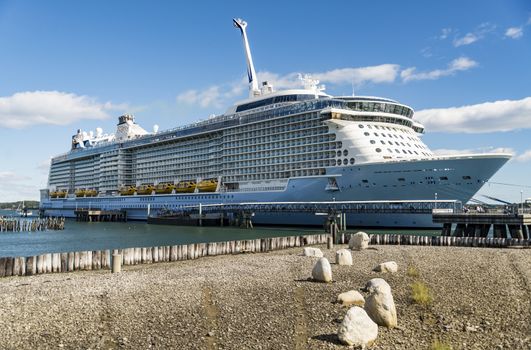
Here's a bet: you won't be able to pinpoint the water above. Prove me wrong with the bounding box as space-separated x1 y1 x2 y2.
0 210 438 257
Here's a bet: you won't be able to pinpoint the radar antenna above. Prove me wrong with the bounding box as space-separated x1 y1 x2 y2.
233 18 260 97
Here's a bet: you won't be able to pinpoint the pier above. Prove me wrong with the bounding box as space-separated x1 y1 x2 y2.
150 200 461 231
433 210 531 239
74 209 127 222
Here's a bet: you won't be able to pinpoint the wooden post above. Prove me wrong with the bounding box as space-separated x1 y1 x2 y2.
26 256 36 276
112 253 122 273
327 235 333 250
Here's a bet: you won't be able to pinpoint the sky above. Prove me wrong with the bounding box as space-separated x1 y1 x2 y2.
0 0 530 203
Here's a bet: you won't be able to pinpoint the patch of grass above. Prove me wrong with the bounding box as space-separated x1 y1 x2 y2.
407 265 420 278
411 281 433 306
431 339 452 350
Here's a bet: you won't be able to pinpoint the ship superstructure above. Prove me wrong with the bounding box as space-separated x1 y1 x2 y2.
41 19 510 227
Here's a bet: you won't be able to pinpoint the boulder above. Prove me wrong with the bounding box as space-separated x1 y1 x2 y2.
373 261 398 273
302 247 323 257
337 290 365 307
312 257 332 283
363 278 391 294
338 306 378 347
364 284 397 328
335 249 353 266
349 232 370 250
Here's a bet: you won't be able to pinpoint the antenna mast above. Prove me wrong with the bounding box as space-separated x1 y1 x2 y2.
233 18 260 97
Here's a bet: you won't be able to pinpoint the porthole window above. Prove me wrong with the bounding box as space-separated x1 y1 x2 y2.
337 151 342 157
364 132 370 136
375 148 382 153
387 148 393 153
358 124 364 129
374 132 379 136
380 140 385 145
350 158 355 165
343 158 348 165
343 149 348 156
370 140 376 144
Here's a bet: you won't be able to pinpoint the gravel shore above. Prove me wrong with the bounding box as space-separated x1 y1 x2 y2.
0 245 529 349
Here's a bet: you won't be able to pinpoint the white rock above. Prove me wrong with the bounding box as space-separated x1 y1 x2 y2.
302 247 323 257
363 278 391 294
349 231 370 250
338 306 378 347
373 261 398 273
364 285 397 328
335 249 353 266
312 257 332 283
337 290 365 307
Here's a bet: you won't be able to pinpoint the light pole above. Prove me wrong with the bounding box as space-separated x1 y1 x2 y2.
434 192 437 209
521 190 523 214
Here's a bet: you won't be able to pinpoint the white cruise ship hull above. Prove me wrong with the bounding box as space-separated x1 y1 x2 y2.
41 154 509 228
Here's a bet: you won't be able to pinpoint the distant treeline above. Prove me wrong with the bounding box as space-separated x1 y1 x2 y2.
0 201 40 209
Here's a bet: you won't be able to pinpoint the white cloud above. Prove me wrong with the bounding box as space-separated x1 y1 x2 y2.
515 150 531 162
415 96 531 133
453 33 479 47
313 64 400 86
439 28 452 39
432 147 515 156
452 22 496 47
176 64 400 109
401 57 477 82
505 26 523 39
0 91 125 129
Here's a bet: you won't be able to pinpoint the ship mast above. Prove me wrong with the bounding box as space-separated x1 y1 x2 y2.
233 18 260 98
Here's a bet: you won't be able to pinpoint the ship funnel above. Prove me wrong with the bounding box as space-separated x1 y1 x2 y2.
233 18 260 98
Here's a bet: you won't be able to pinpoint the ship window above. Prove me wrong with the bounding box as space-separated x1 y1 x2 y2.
440 176 448 180
343 159 348 165
358 124 364 129
374 132 379 136
398 178 405 181
370 140 376 144
350 158 355 165
375 148 382 153
343 149 348 156
462 176 471 180
380 140 385 145
337 151 342 157
362 179 369 183
364 132 370 136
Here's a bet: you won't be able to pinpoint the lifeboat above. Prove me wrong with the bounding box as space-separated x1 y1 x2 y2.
155 183 175 194
75 189 86 197
136 184 155 195
50 191 58 199
176 181 196 193
57 190 68 198
197 178 218 192
85 189 98 197
119 186 136 196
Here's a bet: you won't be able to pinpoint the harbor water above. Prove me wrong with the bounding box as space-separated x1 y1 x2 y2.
0 210 437 257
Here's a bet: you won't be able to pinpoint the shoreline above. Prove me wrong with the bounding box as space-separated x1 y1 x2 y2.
0 244 529 349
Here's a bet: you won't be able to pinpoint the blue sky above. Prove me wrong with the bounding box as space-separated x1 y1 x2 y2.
0 0 530 203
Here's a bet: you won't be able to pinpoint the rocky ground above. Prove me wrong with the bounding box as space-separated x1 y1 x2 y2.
0 244 529 349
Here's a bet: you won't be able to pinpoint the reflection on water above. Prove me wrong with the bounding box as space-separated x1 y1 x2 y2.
0 210 438 257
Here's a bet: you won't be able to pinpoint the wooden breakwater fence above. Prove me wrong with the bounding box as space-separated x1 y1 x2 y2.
1 232 529 278
0 216 65 232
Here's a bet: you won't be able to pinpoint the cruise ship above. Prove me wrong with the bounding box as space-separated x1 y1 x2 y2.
40 19 510 227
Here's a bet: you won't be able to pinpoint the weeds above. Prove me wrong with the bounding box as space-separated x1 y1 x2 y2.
411 280 433 306
431 339 452 350
407 265 420 278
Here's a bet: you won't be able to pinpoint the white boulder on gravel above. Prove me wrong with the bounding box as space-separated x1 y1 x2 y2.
373 261 398 273
337 290 365 307
364 279 397 328
349 232 370 250
363 278 392 294
338 306 378 347
302 247 323 257
311 257 332 283
335 249 353 266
